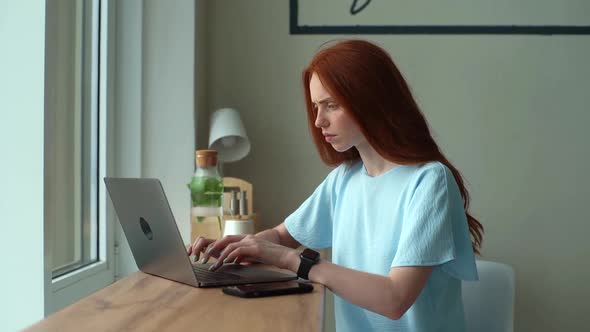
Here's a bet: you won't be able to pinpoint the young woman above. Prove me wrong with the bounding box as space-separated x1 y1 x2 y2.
187 39 483 332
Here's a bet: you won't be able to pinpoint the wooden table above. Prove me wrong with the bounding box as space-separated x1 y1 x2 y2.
25 271 325 332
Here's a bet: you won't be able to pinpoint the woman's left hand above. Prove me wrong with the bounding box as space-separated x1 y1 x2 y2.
208 235 298 272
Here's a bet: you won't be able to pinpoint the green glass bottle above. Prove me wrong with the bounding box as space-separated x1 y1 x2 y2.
188 150 224 234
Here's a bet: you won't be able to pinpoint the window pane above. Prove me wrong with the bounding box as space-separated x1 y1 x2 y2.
49 0 99 277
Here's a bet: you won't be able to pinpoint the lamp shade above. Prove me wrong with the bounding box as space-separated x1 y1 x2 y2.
208 108 250 162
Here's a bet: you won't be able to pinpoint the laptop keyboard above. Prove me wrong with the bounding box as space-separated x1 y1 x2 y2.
192 264 244 283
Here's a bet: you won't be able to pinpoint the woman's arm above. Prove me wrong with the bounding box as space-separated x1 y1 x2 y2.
253 223 301 248
287 254 432 320
212 235 432 320
210 231 430 320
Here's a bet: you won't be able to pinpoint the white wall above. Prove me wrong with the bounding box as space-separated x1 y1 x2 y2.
0 2 47 330
114 0 196 279
201 1 590 331
141 0 196 245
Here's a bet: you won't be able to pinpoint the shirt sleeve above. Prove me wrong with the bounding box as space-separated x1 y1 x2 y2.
391 163 478 281
284 165 343 249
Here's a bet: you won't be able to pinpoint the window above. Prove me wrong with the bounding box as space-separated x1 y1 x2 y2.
45 0 114 313
48 0 99 278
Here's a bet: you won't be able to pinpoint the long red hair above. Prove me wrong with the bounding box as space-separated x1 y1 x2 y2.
302 39 483 254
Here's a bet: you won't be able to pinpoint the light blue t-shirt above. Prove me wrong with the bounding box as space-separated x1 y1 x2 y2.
285 161 478 332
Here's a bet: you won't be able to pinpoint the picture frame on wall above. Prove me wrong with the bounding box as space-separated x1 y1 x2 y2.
290 0 590 35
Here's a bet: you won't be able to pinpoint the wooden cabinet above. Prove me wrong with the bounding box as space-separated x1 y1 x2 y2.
190 177 258 243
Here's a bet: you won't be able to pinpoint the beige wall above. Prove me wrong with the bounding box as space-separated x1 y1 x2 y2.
198 1 590 331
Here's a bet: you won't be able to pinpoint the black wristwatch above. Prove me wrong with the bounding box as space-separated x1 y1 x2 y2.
297 248 320 280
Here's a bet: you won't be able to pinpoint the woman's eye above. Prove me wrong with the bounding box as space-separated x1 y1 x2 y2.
327 103 339 111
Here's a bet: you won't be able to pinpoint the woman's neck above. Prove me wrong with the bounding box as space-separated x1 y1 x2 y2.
356 142 398 177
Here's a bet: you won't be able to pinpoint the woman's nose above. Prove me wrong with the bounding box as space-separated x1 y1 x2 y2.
315 111 328 128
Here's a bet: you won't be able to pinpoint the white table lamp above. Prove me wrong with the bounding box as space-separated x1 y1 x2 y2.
208 108 250 162
207 108 255 235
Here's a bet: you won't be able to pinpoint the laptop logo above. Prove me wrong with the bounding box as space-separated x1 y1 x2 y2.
139 217 154 240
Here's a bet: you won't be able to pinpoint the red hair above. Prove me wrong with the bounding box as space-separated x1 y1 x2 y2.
302 39 483 254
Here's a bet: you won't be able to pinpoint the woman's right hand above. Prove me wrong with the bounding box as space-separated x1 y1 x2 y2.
186 234 247 264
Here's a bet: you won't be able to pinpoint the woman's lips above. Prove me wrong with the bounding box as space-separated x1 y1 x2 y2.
324 134 336 142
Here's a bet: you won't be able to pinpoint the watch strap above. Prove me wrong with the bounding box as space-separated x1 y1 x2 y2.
297 249 320 280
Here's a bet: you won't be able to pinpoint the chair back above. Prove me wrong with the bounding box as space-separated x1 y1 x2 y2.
462 260 515 332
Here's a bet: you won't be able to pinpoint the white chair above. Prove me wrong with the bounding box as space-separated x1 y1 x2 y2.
462 260 515 332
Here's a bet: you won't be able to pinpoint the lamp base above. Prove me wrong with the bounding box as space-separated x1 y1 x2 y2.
223 218 254 237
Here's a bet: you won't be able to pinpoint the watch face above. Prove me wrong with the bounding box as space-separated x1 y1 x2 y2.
302 248 320 261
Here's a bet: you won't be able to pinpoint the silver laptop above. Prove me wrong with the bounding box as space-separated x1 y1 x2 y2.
104 177 297 287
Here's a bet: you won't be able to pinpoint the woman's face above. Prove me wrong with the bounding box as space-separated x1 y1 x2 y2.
309 73 366 153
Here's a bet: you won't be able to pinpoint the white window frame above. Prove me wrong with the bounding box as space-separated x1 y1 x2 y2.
45 0 116 314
